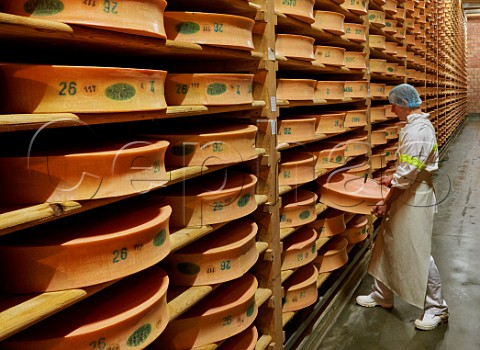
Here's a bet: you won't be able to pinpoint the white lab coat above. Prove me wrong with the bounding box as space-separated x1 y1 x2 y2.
368 112 438 309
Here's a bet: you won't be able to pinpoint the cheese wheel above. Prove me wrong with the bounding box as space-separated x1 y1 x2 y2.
279 152 317 186
275 0 315 24
368 10 386 27
384 19 398 34
371 152 387 170
344 136 369 157
165 73 254 106
163 218 259 286
403 0 415 12
305 142 346 170
281 226 318 270
382 0 398 14
307 209 346 237
282 263 319 312
0 139 169 204
312 11 345 36
384 145 398 161
385 125 399 140
145 124 258 167
370 83 387 98
370 106 387 122
0 0 168 38
277 117 317 143
0 266 169 350
159 171 258 227
344 51 367 69
343 109 368 127
280 189 318 228
216 326 258 350
316 236 349 272
315 81 345 100
0 202 172 293
396 64 407 76
405 18 415 30
276 79 317 101
314 46 346 66
164 12 255 50
343 0 368 15
386 62 399 75
320 173 389 214
0 64 167 114
343 23 367 42
370 59 387 74
394 7 406 21
344 80 369 98
155 273 258 349
276 34 316 61
395 27 406 39
342 214 369 244
311 112 346 134
371 128 388 145
346 162 370 177
369 35 386 50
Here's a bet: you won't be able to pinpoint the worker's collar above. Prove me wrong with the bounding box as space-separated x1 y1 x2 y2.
406 112 430 124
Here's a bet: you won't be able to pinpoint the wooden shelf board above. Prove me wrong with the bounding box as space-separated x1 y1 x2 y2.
0 280 116 341
277 98 365 108
256 287 273 308
281 269 296 284
168 284 220 322
282 311 296 327
0 101 266 133
279 59 365 75
256 334 273 350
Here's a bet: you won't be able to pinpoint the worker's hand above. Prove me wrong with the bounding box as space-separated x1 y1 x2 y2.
375 175 393 187
371 200 389 216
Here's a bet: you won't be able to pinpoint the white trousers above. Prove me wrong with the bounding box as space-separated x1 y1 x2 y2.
371 256 448 314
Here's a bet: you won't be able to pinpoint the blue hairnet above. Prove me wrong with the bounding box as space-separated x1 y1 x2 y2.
388 83 422 108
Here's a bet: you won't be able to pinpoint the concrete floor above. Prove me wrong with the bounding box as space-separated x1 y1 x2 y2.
316 118 480 350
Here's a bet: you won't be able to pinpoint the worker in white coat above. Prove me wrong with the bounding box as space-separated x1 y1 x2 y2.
356 84 449 330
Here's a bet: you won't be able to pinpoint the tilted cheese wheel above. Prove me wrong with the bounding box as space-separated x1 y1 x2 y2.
382 0 398 14
383 19 398 34
369 34 386 50
311 112 346 134
164 12 255 50
0 0 168 38
344 135 369 157
343 0 368 15
370 59 387 74
165 73 254 106
386 62 399 75
280 189 318 228
370 83 386 98
275 0 315 24
282 263 319 312
343 23 367 42
344 51 367 69
277 117 317 143
314 46 346 66
371 128 388 145
368 10 386 27
394 7 406 21
163 218 259 286
0 201 172 293
276 34 315 61
0 64 167 114
320 173 389 214
0 266 169 350
384 41 398 55
278 152 317 186
346 162 370 178
312 11 345 35
306 142 346 170
155 273 258 349
159 170 258 227
307 208 346 237
371 152 387 170
370 106 387 122
0 139 169 204
276 79 317 101
343 109 368 127
281 226 318 270
217 325 258 350
316 236 349 273
343 80 369 98
315 81 345 100
342 214 369 244
145 124 258 167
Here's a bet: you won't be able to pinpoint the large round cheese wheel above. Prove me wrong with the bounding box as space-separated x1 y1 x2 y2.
343 23 367 42
343 109 368 127
314 46 346 67
155 273 258 349
344 51 367 69
0 0 168 38
312 11 345 36
164 12 255 50
304 141 346 170
277 117 317 143
145 124 258 167
316 236 349 273
159 170 258 227
370 59 387 74
368 10 386 27
343 0 368 15
315 81 345 100
384 41 398 55
370 106 387 122
216 325 258 350
0 266 169 350
163 218 258 286
282 263 319 312
281 226 318 270
344 135 369 157
0 201 172 293
371 128 388 145
311 112 346 134
278 152 317 186
370 83 387 98
384 19 398 34
275 0 315 24
320 173 389 214
0 139 169 204
165 74 254 106
280 189 318 228
275 34 315 61
307 209 346 237
369 34 386 50
342 214 369 244
0 64 167 114
344 81 369 98
371 152 387 170
276 79 317 101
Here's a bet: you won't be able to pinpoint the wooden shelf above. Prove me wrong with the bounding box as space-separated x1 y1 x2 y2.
277 98 366 109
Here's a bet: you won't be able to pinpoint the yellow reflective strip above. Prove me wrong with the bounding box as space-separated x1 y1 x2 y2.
432 143 438 152
399 154 426 169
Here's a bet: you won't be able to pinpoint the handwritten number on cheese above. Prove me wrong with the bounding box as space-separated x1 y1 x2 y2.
84 0 97 6
103 0 118 14
282 0 297 5
59 82 77 96
112 247 128 263
220 260 231 271
176 83 188 94
214 23 224 32
89 337 107 349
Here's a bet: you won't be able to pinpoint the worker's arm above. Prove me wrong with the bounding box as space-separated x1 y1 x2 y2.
371 186 405 216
